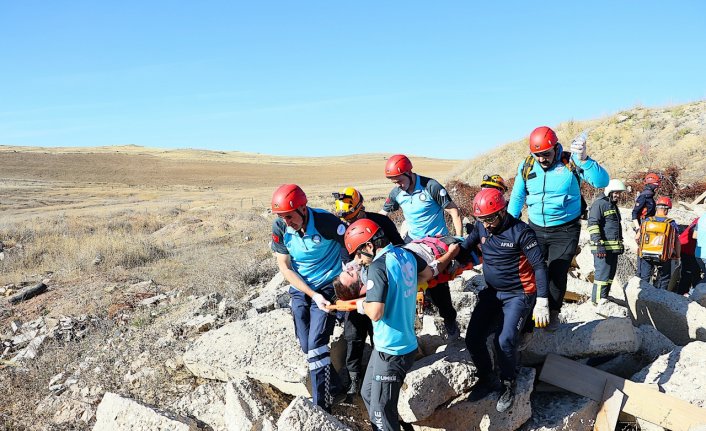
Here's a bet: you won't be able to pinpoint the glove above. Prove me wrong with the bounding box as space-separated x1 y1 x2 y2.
312 293 331 312
570 132 588 161
533 297 550 328
356 299 366 315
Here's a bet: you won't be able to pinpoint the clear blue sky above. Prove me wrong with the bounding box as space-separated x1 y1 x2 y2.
2 1 705 158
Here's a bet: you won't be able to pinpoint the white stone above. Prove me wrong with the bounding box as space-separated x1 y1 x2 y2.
224 378 284 431
522 318 640 365
626 276 706 345
183 309 308 396
412 367 535 431
276 396 351 431
93 392 198 430
518 393 598 431
171 382 226 431
399 346 477 422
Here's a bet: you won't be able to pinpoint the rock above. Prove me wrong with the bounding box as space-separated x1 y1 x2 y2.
250 273 290 314
182 314 217 335
12 334 48 361
522 318 640 365
625 276 706 345
572 244 595 282
632 341 706 430
171 382 226 431
689 282 706 307
37 385 102 425
416 315 446 357
399 345 477 422
93 392 199 430
635 324 676 361
518 393 599 431
10 320 21 333
224 377 284 431
276 396 351 431
140 294 168 307
565 277 593 299
412 367 535 431
183 309 308 396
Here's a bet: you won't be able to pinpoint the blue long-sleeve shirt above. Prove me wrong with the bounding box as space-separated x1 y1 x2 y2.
508 144 609 227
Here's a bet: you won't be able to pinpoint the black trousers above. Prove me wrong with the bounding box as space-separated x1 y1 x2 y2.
530 218 581 311
361 349 417 431
344 311 374 376
678 254 705 294
424 281 457 327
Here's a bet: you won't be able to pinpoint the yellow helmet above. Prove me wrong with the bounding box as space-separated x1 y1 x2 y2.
333 187 364 221
480 174 508 193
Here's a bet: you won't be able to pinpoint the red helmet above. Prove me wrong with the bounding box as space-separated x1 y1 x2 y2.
271 184 307 214
344 219 381 254
529 126 559 154
644 173 661 187
473 188 507 217
656 196 672 209
385 154 413 178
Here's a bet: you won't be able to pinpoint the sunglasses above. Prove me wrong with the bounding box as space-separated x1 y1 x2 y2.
332 192 353 200
476 212 501 224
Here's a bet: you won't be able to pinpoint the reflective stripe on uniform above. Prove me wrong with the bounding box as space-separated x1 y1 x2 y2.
588 225 601 233
603 209 617 216
308 357 331 370
307 345 330 358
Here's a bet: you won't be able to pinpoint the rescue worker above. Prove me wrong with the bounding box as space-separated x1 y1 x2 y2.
343 219 434 431
332 187 403 400
481 174 509 193
632 173 661 232
270 184 346 411
380 154 462 338
636 196 681 289
456 188 549 412
508 126 609 330
588 179 627 304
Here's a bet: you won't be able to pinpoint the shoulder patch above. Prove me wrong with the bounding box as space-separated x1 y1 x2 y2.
337 224 346 236
366 279 375 291
272 233 280 243
439 189 447 197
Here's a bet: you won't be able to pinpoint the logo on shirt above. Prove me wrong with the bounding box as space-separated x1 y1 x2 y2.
375 374 398 382
272 234 280 243
525 241 537 250
500 242 514 247
336 224 346 236
419 193 428 202
440 189 447 197
312 234 321 244
366 280 376 291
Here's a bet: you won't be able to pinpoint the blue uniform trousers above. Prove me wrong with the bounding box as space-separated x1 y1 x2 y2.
465 287 535 381
290 284 342 409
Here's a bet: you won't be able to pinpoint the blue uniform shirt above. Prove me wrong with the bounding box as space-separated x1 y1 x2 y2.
382 175 453 240
696 217 706 259
508 144 609 227
271 207 348 290
365 244 427 355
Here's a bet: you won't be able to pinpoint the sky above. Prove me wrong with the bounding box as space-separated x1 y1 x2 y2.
1 1 705 158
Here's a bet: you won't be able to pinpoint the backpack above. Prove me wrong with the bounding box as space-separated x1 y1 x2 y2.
638 217 677 263
522 152 588 220
679 217 699 255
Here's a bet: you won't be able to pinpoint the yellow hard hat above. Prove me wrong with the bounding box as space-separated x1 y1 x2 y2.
481 174 508 193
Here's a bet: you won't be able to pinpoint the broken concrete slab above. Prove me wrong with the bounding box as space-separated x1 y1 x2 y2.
518 393 599 431
411 367 535 431
224 377 284 431
276 396 351 431
93 392 199 431
399 345 477 422
635 324 676 361
632 341 706 430
416 315 447 358
625 276 706 345
689 283 706 307
182 309 308 397
522 318 640 365
171 382 226 431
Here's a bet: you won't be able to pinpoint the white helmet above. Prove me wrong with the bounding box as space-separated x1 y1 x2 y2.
604 179 627 196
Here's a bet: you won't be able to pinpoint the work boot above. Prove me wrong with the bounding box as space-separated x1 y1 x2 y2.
444 320 460 341
496 379 516 412
468 373 501 402
544 310 560 332
345 372 360 402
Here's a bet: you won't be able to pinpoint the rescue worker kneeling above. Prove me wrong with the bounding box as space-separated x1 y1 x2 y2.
340 219 435 431
456 188 550 413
